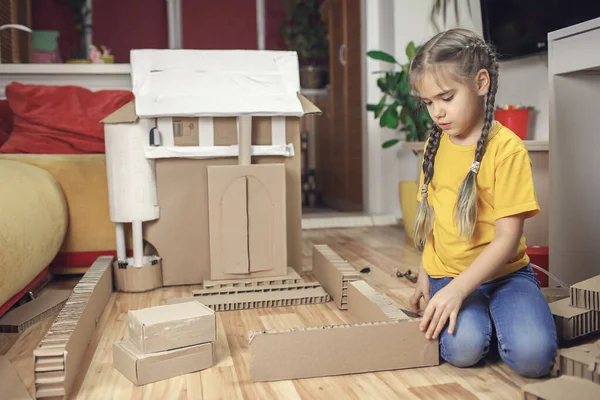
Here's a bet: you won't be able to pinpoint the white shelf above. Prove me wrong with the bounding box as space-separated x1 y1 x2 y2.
0 63 131 75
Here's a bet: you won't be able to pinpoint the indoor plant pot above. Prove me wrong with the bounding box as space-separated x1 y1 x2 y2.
398 180 418 240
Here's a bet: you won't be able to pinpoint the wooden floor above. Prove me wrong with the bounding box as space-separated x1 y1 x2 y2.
1 225 544 399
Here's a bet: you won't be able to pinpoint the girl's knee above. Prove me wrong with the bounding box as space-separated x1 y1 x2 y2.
501 331 558 378
440 327 490 368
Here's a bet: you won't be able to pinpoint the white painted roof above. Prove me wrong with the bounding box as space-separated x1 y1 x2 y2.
130 49 305 118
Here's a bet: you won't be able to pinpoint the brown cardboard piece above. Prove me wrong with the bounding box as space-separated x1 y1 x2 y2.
168 284 331 311
522 375 600 400
207 164 287 280
346 280 411 323
33 256 113 399
248 254 439 382
112 259 163 293
549 297 600 341
0 356 32 399
311 244 360 309
201 266 301 289
113 339 213 386
570 275 600 311
555 339 600 383
172 117 200 146
0 288 71 333
248 320 439 382
127 301 216 354
142 115 305 286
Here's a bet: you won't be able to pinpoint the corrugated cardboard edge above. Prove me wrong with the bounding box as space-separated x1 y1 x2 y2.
113 260 163 293
166 285 331 311
522 375 600 399
550 297 600 341
347 280 410 323
555 339 600 383
311 244 360 309
570 275 600 311
202 266 302 289
33 256 114 399
0 288 71 333
248 320 439 382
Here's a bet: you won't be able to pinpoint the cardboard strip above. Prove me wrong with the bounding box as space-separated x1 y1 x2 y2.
112 258 162 293
248 320 439 382
199 117 215 146
167 286 330 311
522 375 600 400
555 339 600 384
201 267 302 289
0 289 71 333
33 256 113 400
192 282 322 296
312 244 360 309
270 116 286 145
549 297 600 341
144 143 294 159
570 275 600 311
346 280 410 323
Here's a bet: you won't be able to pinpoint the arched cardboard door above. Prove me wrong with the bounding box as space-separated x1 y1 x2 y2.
207 163 287 280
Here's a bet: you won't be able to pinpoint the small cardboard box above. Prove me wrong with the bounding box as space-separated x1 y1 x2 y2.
113 338 213 386
128 301 216 354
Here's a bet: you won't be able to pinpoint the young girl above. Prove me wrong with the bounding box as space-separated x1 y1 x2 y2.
407 28 557 379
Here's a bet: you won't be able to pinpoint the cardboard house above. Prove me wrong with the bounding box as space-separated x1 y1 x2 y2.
100 49 320 290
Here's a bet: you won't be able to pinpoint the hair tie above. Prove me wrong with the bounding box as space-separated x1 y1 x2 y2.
421 184 428 199
470 161 481 174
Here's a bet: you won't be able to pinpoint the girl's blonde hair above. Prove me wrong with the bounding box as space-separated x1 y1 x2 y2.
409 28 499 250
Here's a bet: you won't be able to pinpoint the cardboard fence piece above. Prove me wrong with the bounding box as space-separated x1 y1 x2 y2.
248 252 440 382
33 256 113 399
346 280 411 323
201 267 302 289
570 275 600 311
522 375 600 400
311 244 361 310
167 283 331 311
554 339 600 384
549 297 600 341
100 49 322 289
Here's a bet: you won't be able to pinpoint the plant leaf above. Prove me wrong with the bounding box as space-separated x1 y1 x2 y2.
382 139 400 149
375 95 387 118
406 42 417 61
400 106 409 125
367 50 397 64
377 77 388 93
380 105 399 129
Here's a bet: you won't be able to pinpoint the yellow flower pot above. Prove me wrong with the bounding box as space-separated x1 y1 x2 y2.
398 180 418 240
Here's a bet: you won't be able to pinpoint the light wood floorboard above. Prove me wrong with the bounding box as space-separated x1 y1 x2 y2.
1 225 545 399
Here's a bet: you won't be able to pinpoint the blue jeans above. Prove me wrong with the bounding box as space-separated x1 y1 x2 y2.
428 264 558 378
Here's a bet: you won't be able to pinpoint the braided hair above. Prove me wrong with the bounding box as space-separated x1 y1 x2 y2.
409 28 500 250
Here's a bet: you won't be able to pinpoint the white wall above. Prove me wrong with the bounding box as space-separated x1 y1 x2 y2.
363 0 549 219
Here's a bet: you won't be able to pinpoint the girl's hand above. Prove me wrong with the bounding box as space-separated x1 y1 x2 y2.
409 265 430 313
419 283 465 340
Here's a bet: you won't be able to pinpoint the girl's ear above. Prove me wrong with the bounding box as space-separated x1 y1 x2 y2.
475 69 490 96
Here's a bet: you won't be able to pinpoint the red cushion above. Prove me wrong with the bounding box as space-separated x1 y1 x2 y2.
0 82 133 154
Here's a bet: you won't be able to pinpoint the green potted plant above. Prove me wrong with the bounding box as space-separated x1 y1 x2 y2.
366 41 433 239
280 0 329 89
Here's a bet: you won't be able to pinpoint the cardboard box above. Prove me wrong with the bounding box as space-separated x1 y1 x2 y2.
522 375 600 400
113 339 213 386
100 49 321 286
128 301 215 354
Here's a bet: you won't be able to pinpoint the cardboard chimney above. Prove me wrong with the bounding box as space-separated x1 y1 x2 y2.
100 49 320 290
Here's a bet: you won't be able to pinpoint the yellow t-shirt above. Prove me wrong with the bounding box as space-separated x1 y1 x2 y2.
417 121 540 280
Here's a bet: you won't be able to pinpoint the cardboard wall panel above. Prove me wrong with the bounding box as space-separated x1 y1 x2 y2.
570 275 600 311
312 244 360 309
248 320 439 382
346 280 410 323
549 298 600 341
